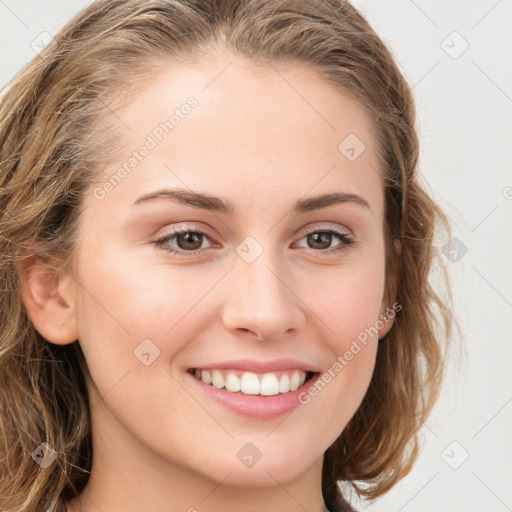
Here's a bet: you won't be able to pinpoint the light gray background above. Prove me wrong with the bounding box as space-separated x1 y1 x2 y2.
1 1 511 511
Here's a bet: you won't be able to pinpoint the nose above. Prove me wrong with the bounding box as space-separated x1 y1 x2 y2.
221 250 306 342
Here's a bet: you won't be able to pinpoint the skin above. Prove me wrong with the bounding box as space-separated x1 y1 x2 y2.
21 54 396 512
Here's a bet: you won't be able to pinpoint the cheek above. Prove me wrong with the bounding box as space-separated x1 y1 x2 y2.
72 242 230 396
300 256 386 348
72 249 210 443
294 249 385 412
74 240 221 338
296 265 382 447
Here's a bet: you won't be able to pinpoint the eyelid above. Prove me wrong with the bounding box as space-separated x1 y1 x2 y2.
293 222 353 240
155 222 217 241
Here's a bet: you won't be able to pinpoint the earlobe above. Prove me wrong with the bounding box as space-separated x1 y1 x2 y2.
377 307 395 341
18 256 79 345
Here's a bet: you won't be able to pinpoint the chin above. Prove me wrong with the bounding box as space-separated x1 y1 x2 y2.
190 442 321 487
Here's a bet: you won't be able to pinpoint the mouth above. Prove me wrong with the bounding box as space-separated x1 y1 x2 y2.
187 368 318 396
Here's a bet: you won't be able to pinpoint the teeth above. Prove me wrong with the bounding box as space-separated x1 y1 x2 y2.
201 370 212 385
193 369 309 396
260 373 279 396
241 372 260 395
225 372 241 392
211 370 224 389
289 371 301 391
278 374 290 393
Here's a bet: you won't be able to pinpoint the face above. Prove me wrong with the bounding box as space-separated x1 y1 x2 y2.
69 55 391 487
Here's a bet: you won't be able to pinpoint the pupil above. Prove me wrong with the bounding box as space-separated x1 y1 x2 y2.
308 232 332 249
178 232 202 250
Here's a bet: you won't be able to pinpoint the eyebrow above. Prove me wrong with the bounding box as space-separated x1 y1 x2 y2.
133 188 370 214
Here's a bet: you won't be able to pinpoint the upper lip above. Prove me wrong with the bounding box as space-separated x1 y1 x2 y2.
188 358 320 373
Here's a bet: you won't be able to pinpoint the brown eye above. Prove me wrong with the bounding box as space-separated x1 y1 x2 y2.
306 232 333 250
175 231 204 250
154 228 214 255
295 228 354 253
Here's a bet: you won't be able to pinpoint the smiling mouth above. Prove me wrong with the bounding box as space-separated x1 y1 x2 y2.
188 368 318 396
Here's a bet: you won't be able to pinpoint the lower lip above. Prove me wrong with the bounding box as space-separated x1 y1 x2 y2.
186 372 320 419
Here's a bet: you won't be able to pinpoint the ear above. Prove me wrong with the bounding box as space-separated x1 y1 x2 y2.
18 255 78 345
378 238 402 339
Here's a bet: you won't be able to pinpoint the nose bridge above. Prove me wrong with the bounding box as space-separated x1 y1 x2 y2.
222 240 304 339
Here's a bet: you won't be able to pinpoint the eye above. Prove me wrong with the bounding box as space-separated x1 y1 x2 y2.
152 225 355 257
294 228 354 253
153 227 215 255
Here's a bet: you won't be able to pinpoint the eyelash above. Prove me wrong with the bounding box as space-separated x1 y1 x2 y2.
152 225 355 257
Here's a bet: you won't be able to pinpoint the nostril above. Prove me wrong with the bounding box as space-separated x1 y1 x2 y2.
239 328 264 340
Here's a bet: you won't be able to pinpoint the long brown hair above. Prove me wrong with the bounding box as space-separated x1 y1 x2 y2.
0 1 454 510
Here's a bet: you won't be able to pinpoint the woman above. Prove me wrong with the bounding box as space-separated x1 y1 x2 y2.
0 1 453 511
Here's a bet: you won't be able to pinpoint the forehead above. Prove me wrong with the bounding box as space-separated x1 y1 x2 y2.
89 56 384 219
